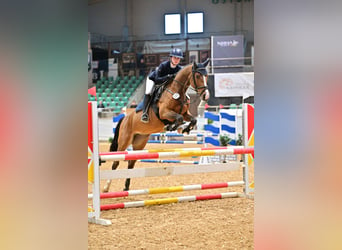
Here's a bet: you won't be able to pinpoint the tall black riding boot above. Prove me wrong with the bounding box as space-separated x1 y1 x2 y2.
141 94 152 123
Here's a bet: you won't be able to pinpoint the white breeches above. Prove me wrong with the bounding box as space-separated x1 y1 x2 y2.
145 78 155 95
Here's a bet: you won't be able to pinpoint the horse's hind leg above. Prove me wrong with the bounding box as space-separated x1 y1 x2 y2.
123 160 135 191
103 160 120 192
123 134 150 191
103 130 134 192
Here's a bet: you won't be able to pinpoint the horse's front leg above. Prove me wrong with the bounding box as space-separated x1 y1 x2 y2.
182 112 197 134
161 111 183 131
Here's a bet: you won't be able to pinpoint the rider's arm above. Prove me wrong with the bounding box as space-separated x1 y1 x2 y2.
154 62 173 84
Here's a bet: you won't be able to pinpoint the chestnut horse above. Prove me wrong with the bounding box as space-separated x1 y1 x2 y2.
103 59 210 192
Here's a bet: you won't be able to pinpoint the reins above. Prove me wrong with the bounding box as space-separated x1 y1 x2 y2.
170 64 208 96
168 64 208 107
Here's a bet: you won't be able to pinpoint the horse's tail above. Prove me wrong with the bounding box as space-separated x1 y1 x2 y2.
110 117 124 152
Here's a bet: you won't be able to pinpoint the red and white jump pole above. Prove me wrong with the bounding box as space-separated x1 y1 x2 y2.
100 147 254 161
88 180 244 199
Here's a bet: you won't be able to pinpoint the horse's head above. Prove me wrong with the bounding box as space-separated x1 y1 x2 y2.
191 58 210 101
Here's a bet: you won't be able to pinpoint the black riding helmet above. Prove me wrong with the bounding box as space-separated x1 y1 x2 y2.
170 48 184 59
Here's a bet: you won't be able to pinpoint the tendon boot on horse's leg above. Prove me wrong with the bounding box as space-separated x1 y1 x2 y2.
124 178 131 191
171 115 184 131
182 119 197 134
141 94 152 123
123 160 137 191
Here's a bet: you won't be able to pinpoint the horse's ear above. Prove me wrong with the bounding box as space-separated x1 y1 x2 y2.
203 58 210 67
193 61 198 70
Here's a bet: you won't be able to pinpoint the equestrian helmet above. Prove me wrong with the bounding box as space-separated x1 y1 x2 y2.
170 48 183 59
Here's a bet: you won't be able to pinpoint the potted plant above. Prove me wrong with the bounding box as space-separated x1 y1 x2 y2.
219 135 231 163
236 134 243 162
236 134 243 146
219 135 231 146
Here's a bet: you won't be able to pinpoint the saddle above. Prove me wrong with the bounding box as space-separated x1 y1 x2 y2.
135 78 176 126
151 83 173 125
135 81 167 113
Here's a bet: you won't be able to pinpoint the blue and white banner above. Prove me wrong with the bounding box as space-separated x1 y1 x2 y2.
204 111 220 134
204 135 220 146
203 110 238 146
219 109 237 145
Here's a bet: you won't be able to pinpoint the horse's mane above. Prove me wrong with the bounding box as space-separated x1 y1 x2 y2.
178 63 192 75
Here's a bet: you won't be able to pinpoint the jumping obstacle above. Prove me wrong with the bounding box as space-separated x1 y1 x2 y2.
148 132 205 144
147 140 204 144
138 159 199 164
100 162 241 180
88 180 243 199
99 145 243 156
101 192 240 210
88 101 254 225
150 132 205 137
88 102 111 225
100 147 254 162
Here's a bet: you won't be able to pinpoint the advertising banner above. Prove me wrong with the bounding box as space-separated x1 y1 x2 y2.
211 35 244 73
214 72 254 98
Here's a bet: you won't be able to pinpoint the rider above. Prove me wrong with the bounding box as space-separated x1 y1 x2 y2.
141 48 184 123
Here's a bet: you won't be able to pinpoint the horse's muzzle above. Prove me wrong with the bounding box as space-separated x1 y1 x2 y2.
202 90 210 101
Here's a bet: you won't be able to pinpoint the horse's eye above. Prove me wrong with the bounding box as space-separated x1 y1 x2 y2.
196 74 201 79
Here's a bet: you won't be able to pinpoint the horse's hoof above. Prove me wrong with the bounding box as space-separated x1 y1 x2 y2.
103 186 109 193
123 188 129 191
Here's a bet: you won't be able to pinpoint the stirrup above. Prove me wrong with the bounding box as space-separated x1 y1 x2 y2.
141 113 149 123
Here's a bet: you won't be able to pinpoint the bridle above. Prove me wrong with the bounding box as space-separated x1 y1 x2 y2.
172 64 208 97
190 65 208 97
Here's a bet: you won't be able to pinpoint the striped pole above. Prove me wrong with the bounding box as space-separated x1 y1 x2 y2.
88 181 243 199
151 133 204 137
99 146 248 156
99 146 243 156
100 147 254 161
100 162 241 180
147 140 204 144
100 192 239 210
138 159 199 164
149 133 204 144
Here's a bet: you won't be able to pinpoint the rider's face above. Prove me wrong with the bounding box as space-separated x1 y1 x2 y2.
171 56 181 65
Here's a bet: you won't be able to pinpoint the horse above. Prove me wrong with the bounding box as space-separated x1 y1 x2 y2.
103 59 210 192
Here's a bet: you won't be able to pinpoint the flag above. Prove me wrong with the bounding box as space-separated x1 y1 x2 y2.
88 86 96 99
